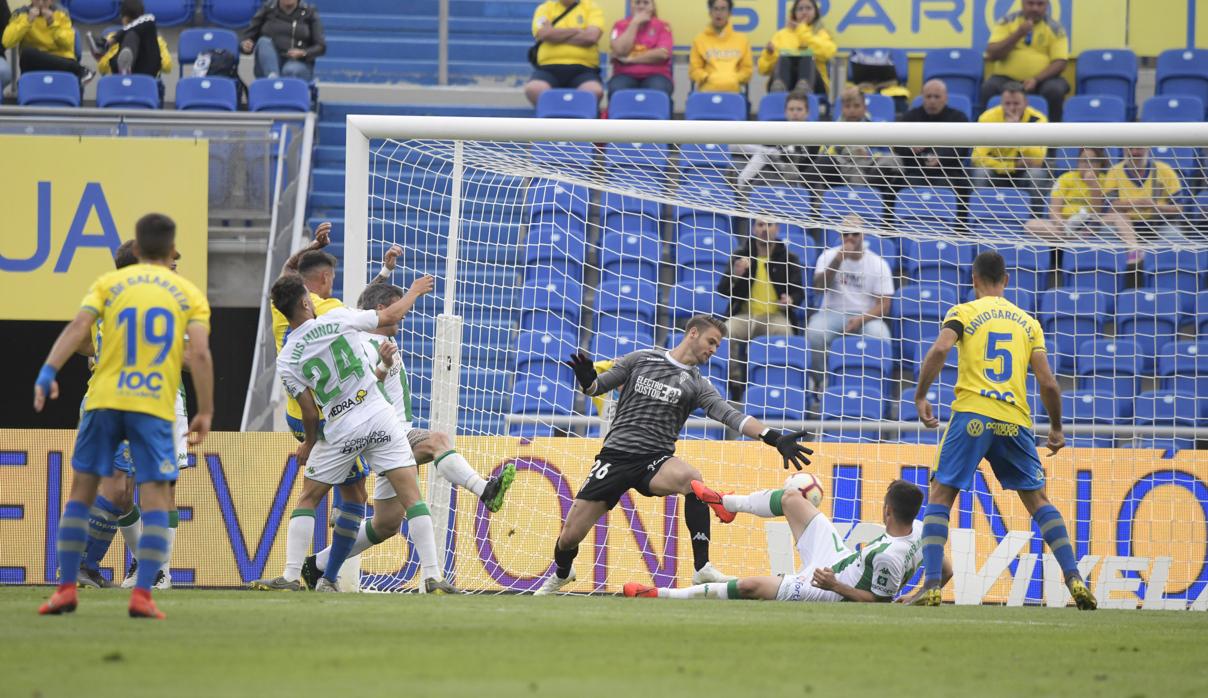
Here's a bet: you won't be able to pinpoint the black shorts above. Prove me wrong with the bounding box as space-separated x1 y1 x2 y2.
575 449 673 510
530 63 601 89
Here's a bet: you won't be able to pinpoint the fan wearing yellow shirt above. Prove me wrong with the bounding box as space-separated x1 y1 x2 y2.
758 0 835 95
980 0 1070 122
902 251 1096 611
34 213 214 620
1102 146 1184 235
523 0 605 107
690 0 753 93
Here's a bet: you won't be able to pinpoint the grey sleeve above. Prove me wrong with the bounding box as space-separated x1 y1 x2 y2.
695 377 748 432
590 351 638 396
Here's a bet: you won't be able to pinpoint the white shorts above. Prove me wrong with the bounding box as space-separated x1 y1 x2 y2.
174 403 189 469
775 514 851 603
371 427 429 500
305 410 415 487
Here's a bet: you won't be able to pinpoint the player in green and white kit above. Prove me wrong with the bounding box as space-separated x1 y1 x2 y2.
625 479 951 602
300 283 515 593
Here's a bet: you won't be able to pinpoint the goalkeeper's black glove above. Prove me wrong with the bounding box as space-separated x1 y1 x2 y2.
565 352 598 392
760 428 814 471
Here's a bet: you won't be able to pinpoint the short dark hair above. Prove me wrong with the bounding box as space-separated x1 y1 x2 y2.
885 480 924 524
685 315 727 337
708 0 733 10
358 283 404 310
297 250 337 277
120 0 144 19
1001 80 1026 96
785 89 811 110
972 250 1007 285
135 213 176 261
114 240 138 269
271 274 309 319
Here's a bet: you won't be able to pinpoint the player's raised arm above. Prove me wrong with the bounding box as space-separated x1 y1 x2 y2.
368 244 403 287
184 322 214 445
376 274 435 328
1031 349 1064 456
566 350 635 396
281 222 332 274
293 388 321 467
33 308 97 412
915 325 960 429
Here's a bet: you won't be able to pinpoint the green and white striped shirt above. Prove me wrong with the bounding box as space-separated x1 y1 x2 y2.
830 520 924 598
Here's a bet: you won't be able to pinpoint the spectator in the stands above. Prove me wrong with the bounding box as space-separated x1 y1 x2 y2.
980 0 1069 121
757 0 834 96
1024 146 1141 264
240 0 325 81
524 0 605 106
2 0 93 84
1103 146 1184 240
689 0 752 93
804 216 893 389
972 81 1047 202
895 79 969 190
737 90 828 189
0 3 12 96
608 0 672 97
827 86 899 190
95 1 169 78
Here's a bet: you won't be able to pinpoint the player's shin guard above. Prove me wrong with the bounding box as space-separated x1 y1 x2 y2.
684 494 712 572
406 503 441 581
658 579 740 600
1033 504 1079 579
134 510 170 591
118 505 142 553
921 503 951 586
83 495 122 569
55 500 91 585
316 516 382 572
722 489 783 518
283 508 316 582
433 450 487 497
323 503 366 584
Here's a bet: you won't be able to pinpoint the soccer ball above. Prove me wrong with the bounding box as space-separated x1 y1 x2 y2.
784 472 824 507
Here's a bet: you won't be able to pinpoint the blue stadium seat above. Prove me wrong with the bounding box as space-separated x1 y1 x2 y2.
677 230 735 277
685 92 747 121
1075 337 1142 395
895 284 957 370
895 187 958 233
1156 49 1208 116
96 75 159 109
1061 94 1127 123
175 76 237 111
923 48 982 108
203 0 260 28
510 377 576 415
519 277 582 335
515 330 579 384
819 186 884 226
177 28 239 76
248 78 310 112
1134 390 1201 428
595 279 657 337
667 280 727 324
1060 249 1127 296
820 387 885 442
1039 288 1110 373
599 229 660 284
608 89 671 120
1076 49 1138 117
984 93 1048 118
899 385 955 444
748 335 809 389
61 0 119 23
590 331 655 359
903 239 974 288
1143 249 1205 302
744 385 808 421
966 186 1032 235
826 336 893 394
962 286 1036 314
1140 95 1204 122
525 223 586 280
528 181 590 232
678 142 732 169
992 245 1051 296
909 93 972 120
756 91 820 121
1150 146 1203 186
18 72 81 107
144 0 195 27
1116 289 1182 363
1196 290 1208 335
1157 340 1208 395
604 142 669 180
536 89 598 118
1046 392 1120 447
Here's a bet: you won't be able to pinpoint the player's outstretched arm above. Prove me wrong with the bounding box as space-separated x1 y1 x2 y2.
33 309 96 412
281 222 331 274
185 323 214 445
377 274 435 328
738 418 814 470
1030 350 1065 456
915 327 959 429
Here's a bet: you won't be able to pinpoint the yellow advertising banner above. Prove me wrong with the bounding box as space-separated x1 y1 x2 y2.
2 430 1206 608
0 135 208 321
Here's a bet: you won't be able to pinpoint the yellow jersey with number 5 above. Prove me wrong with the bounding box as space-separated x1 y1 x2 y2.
942 295 1045 428
80 264 211 421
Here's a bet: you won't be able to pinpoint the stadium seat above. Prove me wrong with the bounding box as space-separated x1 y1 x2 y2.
590 331 655 359
748 335 809 389
604 142 669 187
894 284 957 369
96 75 159 109
1157 340 1208 395
525 223 586 280
1150 146 1203 186
248 78 310 112
963 286 1036 314
744 385 808 421
203 0 260 28
678 142 732 170
909 93 972 120
903 239 974 288
1156 49 1208 116
529 180 591 225
1039 288 1110 373
895 187 958 231
1059 249 1127 296
144 0 195 26
608 89 671 120
993 245 1052 296
1143 249 1206 301
819 186 884 226
1045 392 1120 447
17 72 81 107
966 187 1032 235
899 385 954 443
667 279 727 324
1076 49 1138 117
177 28 239 76
1116 289 1182 362
175 76 237 111
820 387 885 442
685 92 747 121
519 277 582 336
1076 337 1142 395
985 93 1049 118
826 336 893 394
1140 95 1205 122
747 185 813 221
515 330 579 384
676 230 735 277
595 279 657 337
1061 95 1127 123
536 89 598 119
61 0 119 23
756 91 820 121
510 377 576 415
599 229 660 284
1134 390 1201 428
923 48 982 108
601 192 661 238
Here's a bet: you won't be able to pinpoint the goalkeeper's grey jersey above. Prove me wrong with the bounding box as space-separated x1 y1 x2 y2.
592 350 749 454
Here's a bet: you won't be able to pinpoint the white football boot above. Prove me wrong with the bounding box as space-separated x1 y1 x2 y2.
692 562 736 584
533 569 576 596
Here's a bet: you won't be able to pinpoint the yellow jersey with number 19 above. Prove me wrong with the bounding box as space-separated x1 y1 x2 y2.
942 295 1045 428
80 263 211 421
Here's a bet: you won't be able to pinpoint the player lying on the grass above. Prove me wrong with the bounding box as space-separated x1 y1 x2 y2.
534 315 814 595
625 479 950 602
901 250 1096 610
35 213 214 619
78 241 191 591
298 282 516 593
267 273 449 593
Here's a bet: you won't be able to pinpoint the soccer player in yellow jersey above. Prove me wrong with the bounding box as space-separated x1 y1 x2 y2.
903 251 1096 610
34 213 213 619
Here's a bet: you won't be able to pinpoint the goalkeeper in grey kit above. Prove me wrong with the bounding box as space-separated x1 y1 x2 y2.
535 315 815 595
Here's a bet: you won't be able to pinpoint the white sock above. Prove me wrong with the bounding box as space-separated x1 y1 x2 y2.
161 526 176 574
283 511 315 582
407 511 440 580
722 489 780 518
315 519 378 571
119 518 142 553
434 451 487 498
657 582 734 600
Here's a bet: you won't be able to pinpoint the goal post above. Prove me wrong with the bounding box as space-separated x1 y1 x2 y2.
341 114 1208 606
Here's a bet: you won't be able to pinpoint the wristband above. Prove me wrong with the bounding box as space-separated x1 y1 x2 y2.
376 265 391 280
36 364 57 391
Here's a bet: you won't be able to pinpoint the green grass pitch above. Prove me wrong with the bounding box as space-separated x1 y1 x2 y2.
3 588 1206 698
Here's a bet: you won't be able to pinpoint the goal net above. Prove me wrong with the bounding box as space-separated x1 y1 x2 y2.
343 115 1208 609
